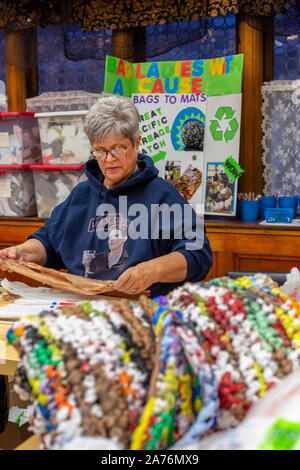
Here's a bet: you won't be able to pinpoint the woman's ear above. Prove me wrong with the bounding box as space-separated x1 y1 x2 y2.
135 135 141 149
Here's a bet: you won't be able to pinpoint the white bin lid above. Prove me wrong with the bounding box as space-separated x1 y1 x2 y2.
35 110 88 117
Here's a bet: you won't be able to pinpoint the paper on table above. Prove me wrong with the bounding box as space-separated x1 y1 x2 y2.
8 406 30 426
0 278 102 319
1 278 105 301
259 218 300 227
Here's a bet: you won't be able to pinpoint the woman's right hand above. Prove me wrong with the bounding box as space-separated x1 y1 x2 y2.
0 246 23 265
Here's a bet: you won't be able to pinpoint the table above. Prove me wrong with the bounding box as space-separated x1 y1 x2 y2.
0 322 33 450
0 322 19 376
15 435 41 450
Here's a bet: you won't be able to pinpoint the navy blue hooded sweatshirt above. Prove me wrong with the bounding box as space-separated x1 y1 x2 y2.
29 154 213 297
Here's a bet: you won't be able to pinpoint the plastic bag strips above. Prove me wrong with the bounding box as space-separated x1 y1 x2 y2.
7 274 300 450
0 260 149 299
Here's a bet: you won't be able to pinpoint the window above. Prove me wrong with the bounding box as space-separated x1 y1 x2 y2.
37 24 112 93
146 15 236 61
274 13 300 79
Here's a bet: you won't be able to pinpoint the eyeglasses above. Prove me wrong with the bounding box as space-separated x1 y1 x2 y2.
91 141 132 162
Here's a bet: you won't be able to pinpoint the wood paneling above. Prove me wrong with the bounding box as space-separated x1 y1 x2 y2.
5 30 27 111
133 26 146 62
24 28 39 100
5 28 38 111
233 253 299 273
263 16 274 83
206 251 219 280
205 220 300 279
113 27 146 63
237 15 263 195
113 29 135 62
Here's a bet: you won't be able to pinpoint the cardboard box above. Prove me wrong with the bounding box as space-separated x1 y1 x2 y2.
0 380 32 450
0 421 33 450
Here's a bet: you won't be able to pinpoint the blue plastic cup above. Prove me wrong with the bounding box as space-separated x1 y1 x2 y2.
239 199 260 222
259 196 276 220
278 196 298 218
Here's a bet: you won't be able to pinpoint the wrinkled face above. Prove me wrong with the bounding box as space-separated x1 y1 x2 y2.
92 134 141 188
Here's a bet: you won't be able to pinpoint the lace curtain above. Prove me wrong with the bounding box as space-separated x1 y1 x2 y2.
262 80 300 196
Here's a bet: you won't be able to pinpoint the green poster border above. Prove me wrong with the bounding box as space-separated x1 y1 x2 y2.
104 54 244 97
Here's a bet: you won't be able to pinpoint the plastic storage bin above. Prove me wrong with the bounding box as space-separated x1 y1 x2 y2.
30 164 87 218
0 112 42 164
0 165 37 217
265 208 294 223
35 111 91 164
26 91 102 112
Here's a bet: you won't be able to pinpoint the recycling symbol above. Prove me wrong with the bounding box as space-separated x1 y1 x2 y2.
210 107 239 143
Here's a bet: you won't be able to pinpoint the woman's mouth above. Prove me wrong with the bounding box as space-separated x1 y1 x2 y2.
107 167 120 172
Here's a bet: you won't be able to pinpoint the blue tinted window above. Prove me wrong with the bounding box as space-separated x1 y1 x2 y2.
274 15 300 79
146 15 236 61
37 24 112 93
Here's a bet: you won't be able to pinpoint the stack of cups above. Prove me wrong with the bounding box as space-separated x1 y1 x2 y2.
239 199 260 222
278 196 298 219
239 194 299 222
259 195 277 220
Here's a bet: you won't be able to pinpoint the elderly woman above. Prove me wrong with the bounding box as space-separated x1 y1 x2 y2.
0 96 212 297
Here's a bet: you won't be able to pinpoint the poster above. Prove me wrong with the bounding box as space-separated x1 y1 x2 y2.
104 54 243 216
133 93 207 211
104 55 244 98
202 93 242 216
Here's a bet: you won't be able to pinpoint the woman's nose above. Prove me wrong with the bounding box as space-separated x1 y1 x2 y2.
105 151 116 162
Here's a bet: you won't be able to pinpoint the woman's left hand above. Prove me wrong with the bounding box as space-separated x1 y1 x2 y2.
113 262 156 295
113 252 187 295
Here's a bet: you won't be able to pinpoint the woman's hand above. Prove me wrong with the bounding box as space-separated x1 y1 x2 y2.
0 240 47 266
0 246 23 265
113 262 157 295
113 252 187 295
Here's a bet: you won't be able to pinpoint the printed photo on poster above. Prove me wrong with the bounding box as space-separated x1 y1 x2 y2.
164 161 181 182
204 162 237 215
170 106 205 152
174 164 202 201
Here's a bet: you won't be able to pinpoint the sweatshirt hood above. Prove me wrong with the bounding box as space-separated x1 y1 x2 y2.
84 153 159 195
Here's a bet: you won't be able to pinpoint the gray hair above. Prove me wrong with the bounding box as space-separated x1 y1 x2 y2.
84 95 140 144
